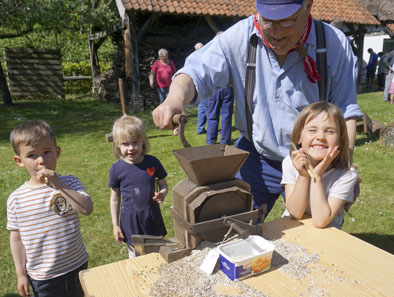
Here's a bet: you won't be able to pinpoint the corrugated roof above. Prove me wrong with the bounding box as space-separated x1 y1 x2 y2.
121 0 380 25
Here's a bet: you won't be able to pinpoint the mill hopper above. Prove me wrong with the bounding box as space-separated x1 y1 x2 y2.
173 144 249 186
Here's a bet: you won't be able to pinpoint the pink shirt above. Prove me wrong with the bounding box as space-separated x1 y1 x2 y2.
151 60 176 88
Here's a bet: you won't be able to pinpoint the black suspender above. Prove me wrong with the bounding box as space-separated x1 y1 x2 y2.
245 21 327 141
245 34 258 142
314 20 327 102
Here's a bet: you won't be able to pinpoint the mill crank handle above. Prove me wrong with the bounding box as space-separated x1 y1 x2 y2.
172 114 191 148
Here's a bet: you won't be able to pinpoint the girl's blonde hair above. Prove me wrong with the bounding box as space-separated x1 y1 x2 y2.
112 115 150 159
290 102 349 169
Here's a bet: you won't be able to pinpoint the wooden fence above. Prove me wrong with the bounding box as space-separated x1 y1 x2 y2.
3 48 65 99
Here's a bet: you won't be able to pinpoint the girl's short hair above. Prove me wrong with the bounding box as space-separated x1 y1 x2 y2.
290 102 350 169
10 120 57 155
158 48 168 57
112 115 150 159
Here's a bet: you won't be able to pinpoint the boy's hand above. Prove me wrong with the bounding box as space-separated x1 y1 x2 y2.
113 226 125 242
17 274 30 297
36 167 56 185
153 191 165 203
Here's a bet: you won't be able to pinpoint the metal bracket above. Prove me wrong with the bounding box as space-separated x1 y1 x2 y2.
171 207 263 235
130 234 179 247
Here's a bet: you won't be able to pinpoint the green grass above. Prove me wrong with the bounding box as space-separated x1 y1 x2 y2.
1 92 393 296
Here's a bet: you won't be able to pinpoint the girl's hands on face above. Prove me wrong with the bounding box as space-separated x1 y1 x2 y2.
312 145 340 177
291 148 310 178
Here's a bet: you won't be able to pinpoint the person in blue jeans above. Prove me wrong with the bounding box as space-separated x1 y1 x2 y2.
207 87 234 144
196 99 209 134
194 42 209 134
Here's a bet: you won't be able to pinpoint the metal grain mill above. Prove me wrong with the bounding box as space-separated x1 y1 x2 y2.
158 115 264 262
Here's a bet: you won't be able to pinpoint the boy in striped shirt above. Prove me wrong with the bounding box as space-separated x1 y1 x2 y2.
7 120 93 297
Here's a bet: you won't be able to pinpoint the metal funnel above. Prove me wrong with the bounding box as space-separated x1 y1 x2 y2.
173 144 249 186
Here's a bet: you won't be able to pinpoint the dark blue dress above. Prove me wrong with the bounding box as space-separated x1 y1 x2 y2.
108 155 167 244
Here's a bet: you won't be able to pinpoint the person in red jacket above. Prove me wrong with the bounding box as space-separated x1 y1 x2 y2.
149 48 176 103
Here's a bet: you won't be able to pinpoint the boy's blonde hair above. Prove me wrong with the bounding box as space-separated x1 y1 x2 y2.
112 115 150 159
10 120 57 155
290 102 350 169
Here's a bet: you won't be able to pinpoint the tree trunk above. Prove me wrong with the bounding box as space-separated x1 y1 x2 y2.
0 62 13 105
380 124 394 147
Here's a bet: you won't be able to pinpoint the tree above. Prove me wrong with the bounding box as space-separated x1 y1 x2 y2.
0 0 119 104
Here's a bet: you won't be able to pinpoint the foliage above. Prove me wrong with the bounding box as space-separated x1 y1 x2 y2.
0 0 119 36
0 92 393 296
63 60 112 93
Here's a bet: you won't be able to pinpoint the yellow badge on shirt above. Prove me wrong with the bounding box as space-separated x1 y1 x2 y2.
50 193 72 215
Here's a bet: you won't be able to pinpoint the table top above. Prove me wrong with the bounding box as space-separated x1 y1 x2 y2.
79 217 394 297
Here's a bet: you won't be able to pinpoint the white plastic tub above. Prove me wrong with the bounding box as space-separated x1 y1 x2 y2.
217 235 274 281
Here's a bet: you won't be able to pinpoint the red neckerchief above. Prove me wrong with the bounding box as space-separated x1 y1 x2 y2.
253 14 321 83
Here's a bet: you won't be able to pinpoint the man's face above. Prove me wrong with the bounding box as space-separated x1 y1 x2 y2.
259 0 312 58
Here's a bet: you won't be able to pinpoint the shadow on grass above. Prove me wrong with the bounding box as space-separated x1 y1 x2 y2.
3 294 20 297
350 233 394 254
355 132 380 147
0 100 131 142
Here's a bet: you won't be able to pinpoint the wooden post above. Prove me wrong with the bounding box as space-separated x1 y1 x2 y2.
125 10 144 112
137 13 160 42
0 61 13 105
349 24 365 86
204 15 220 34
118 78 127 116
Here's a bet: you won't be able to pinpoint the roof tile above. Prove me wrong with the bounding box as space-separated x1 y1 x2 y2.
120 0 379 25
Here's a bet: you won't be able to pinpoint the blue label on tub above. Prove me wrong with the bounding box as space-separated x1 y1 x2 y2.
219 255 252 281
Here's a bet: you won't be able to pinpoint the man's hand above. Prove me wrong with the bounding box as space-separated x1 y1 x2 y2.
152 73 196 134
152 97 186 135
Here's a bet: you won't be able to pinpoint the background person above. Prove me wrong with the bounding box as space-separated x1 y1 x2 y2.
282 102 358 229
207 86 234 144
194 42 209 134
8 120 93 297
383 49 394 102
149 48 176 103
377 52 386 91
152 0 361 216
109 115 168 258
366 48 378 88
389 67 394 104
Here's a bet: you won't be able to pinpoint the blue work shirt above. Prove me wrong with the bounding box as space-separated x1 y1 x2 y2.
177 16 362 161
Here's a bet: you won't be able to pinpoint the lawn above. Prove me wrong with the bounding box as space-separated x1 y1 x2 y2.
1 91 393 296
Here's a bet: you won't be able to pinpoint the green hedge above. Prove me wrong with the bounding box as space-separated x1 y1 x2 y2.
63 61 112 94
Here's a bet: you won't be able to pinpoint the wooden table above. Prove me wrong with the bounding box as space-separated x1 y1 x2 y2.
79 217 394 297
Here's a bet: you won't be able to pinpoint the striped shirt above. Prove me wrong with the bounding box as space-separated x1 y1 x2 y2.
7 175 89 280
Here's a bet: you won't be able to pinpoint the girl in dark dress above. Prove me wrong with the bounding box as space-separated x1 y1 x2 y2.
109 116 168 257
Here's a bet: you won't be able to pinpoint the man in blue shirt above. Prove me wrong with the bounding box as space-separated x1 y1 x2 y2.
152 0 361 215
366 48 378 88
